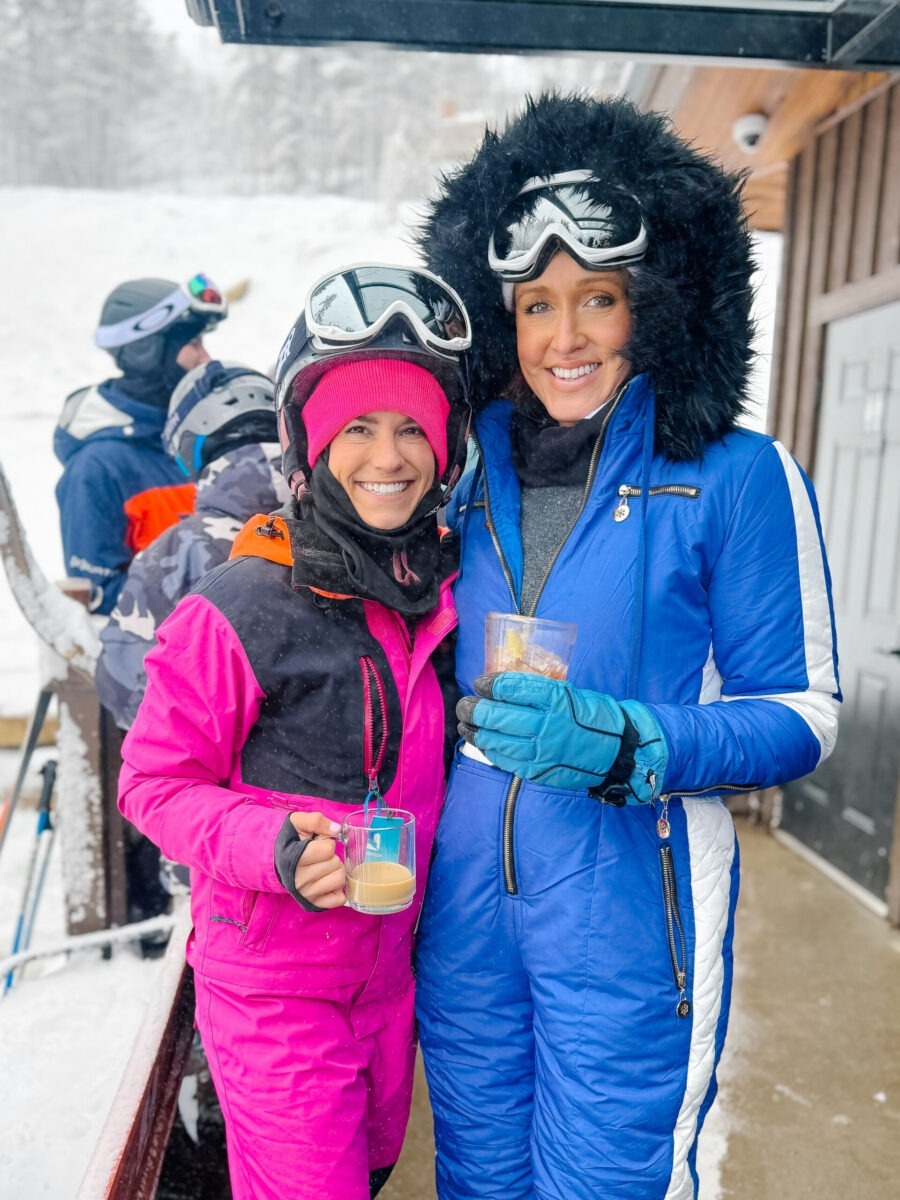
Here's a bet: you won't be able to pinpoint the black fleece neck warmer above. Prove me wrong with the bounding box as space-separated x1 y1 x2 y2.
118 369 171 410
289 463 456 616
511 398 611 488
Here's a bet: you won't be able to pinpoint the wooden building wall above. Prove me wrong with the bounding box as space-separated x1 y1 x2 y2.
769 77 900 467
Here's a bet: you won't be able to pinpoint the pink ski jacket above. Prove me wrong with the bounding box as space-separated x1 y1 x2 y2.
119 514 458 1002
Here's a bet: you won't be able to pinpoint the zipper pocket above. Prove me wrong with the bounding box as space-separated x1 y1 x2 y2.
661 782 759 801
359 655 389 794
613 483 701 522
659 844 691 1018
502 776 523 895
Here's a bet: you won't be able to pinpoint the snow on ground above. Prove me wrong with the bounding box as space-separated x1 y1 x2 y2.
0 185 773 1197
0 746 167 1197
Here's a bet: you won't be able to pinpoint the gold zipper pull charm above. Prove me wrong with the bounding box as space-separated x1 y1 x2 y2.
613 485 632 523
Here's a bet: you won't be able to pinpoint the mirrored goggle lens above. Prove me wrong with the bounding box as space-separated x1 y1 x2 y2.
492 185 645 272
307 266 470 350
186 273 225 309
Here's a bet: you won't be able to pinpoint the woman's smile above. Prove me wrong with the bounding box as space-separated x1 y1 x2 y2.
514 253 632 425
327 410 436 529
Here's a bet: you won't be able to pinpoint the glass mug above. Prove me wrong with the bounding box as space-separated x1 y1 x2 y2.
340 806 416 915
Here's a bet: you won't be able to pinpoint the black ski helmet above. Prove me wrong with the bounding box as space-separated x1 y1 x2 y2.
94 275 228 378
274 265 471 501
417 92 756 461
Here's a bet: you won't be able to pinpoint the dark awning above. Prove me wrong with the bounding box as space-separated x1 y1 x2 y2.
184 0 900 69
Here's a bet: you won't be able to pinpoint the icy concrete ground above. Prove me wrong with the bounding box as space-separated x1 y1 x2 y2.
383 823 900 1200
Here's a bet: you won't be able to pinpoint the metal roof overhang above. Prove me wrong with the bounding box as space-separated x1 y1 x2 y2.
185 0 900 68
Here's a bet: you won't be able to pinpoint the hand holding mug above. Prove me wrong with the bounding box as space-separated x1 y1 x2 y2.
288 811 346 909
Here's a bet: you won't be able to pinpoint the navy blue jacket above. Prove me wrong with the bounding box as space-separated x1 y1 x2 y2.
54 380 188 614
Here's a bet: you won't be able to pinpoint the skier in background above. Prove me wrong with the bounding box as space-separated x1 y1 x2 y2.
54 273 227 615
96 359 290 731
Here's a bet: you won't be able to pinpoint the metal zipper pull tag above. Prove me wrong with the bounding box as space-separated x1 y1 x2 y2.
676 996 691 1018
656 796 671 839
613 484 631 523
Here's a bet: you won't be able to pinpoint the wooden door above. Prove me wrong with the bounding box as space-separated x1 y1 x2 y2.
780 301 900 901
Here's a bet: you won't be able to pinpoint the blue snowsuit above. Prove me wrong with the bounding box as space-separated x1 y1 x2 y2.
416 375 840 1200
54 381 188 614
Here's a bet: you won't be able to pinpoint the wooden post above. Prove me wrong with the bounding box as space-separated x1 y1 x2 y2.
53 663 109 936
52 579 129 936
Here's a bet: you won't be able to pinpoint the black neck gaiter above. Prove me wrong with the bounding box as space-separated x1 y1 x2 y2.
118 370 171 410
288 463 456 616
511 398 613 488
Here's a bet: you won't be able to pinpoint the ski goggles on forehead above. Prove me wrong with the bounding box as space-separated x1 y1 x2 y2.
488 170 648 287
305 264 471 358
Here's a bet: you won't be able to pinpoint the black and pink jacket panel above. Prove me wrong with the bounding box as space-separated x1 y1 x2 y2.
118 531 458 997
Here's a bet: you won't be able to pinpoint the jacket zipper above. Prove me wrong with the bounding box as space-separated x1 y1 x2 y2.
659 842 692 1018
613 483 701 523
660 782 760 801
475 429 518 612
360 655 389 796
479 387 626 895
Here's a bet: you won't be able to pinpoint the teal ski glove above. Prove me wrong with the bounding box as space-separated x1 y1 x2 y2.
457 672 668 804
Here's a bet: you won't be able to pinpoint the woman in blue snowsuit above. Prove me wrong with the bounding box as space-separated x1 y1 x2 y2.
413 94 840 1200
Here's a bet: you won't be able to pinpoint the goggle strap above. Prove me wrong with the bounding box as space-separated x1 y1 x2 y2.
94 279 226 350
94 286 192 349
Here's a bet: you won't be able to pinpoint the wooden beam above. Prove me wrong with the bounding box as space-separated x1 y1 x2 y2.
808 262 900 324
875 83 900 273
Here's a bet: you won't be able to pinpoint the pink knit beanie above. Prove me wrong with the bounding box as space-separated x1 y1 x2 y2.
302 359 450 475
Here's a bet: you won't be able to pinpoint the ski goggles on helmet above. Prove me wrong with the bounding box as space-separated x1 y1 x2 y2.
94 273 227 350
304 264 471 360
183 272 227 314
488 170 647 298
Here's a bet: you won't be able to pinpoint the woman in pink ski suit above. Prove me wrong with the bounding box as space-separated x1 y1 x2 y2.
119 264 471 1200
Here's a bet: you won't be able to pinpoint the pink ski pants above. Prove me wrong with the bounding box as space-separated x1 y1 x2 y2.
194 973 416 1200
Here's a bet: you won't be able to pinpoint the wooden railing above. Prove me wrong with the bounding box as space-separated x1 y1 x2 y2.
76 906 196 1199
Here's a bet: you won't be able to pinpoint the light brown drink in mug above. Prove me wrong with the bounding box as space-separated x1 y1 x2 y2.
347 860 416 912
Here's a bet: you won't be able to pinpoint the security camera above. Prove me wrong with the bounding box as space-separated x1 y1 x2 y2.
732 113 768 153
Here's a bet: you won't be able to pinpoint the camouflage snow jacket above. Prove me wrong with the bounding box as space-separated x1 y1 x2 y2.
96 443 290 728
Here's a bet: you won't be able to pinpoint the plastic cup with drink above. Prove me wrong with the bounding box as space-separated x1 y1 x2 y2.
484 612 578 680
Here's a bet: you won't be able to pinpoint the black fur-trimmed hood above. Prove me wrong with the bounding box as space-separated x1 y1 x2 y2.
416 93 756 461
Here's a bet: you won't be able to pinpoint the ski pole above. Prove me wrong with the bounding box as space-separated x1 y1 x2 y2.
0 687 53 867
4 758 57 994
20 759 58 954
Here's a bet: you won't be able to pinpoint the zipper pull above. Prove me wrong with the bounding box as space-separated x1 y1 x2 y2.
364 779 383 822
656 796 671 839
613 485 632 523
